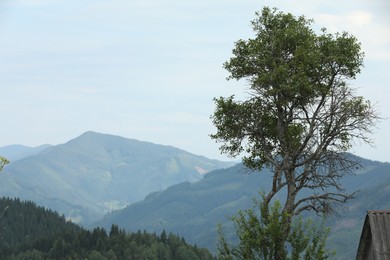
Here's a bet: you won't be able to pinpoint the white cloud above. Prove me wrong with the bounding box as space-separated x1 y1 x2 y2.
314 10 390 61
316 11 372 29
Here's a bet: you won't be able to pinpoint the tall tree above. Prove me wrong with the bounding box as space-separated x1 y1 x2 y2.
211 7 378 258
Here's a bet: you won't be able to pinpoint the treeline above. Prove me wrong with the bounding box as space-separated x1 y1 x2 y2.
0 197 214 259
0 197 80 246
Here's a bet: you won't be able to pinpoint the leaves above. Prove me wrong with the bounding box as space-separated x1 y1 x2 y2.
0 198 213 259
212 6 379 258
0 157 9 172
211 6 378 214
218 197 333 259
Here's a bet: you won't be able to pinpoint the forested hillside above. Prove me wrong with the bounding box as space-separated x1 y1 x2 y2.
96 158 390 259
0 197 213 259
0 197 80 249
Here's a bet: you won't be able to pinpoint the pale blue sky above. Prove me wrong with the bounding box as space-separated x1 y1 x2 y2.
0 0 389 162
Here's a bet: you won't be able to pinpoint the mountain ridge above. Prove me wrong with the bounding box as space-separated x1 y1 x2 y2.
94 156 390 259
0 144 52 162
0 131 233 224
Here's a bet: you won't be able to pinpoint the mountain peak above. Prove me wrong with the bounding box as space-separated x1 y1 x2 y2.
75 131 121 140
0 131 233 224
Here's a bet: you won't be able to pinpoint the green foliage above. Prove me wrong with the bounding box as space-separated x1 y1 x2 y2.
0 197 213 259
0 156 8 172
211 6 378 258
211 6 373 172
0 197 80 248
217 197 334 260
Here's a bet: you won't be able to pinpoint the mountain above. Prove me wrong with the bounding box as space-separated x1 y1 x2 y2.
95 157 390 259
0 144 51 162
94 164 264 245
0 131 232 224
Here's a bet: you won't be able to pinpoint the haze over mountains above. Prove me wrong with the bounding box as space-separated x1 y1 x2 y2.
0 131 389 259
0 131 233 224
0 144 51 162
94 157 390 259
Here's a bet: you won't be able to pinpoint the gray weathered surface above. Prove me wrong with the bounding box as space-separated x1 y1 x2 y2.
356 211 390 260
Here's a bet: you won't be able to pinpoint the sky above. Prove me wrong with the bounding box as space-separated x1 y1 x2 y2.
0 0 389 162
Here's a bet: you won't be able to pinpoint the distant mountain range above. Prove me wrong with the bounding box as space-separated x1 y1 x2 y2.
0 144 52 162
1 132 388 259
0 131 233 224
94 157 390 259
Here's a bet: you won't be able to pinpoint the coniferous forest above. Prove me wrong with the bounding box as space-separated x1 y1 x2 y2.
0 197 213 259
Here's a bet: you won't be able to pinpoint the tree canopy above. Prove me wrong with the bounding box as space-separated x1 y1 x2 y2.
0 197 213 259
211 7 379 258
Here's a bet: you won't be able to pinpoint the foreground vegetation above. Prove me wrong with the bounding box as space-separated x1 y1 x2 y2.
0 197 213 259
211 6 378 259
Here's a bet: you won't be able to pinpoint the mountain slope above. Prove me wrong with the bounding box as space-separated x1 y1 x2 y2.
0 131 232 224
0 197 81 249
95 157 390 258
0 144 51 162
95 163 272 247
0 197 213 259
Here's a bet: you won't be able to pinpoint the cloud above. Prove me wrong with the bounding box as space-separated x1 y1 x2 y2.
314 10 390 61
315 11 372 33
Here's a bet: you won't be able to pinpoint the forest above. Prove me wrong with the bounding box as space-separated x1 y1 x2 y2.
0 197 213 259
